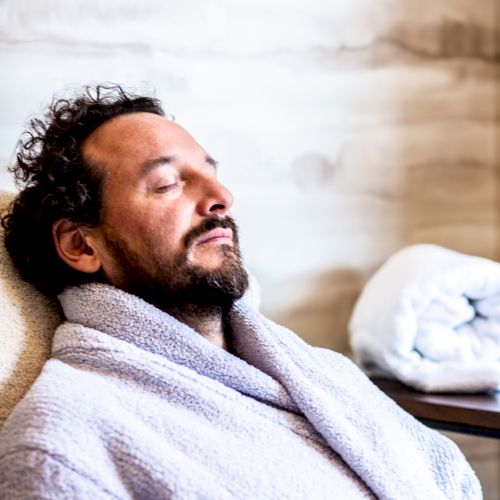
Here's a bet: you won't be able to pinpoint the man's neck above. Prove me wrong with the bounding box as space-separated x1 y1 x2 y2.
166 304 229 351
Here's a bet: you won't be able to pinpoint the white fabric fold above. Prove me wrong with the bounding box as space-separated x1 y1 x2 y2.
349 244 500 392
0 283 480 499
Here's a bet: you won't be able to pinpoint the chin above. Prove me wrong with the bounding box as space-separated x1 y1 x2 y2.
191 246 237 270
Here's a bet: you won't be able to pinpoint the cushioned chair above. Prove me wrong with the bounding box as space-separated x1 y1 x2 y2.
0 191 61 429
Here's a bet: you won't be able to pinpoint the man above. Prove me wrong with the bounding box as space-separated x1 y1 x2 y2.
0 85 480 499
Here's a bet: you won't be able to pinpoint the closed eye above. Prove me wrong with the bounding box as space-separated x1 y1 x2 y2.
155 181 183 193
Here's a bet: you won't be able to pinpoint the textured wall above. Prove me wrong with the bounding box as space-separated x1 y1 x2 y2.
1 1 499 496
0 0 498 351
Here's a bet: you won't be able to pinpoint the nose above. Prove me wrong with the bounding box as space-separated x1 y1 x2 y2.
197 177 233 217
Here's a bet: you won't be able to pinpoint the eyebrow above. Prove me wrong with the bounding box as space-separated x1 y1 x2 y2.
140 154 218 177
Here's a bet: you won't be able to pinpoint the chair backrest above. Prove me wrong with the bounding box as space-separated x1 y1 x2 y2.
0 191 62 429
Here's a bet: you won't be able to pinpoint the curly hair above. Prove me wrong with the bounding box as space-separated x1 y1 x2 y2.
1 84 165 296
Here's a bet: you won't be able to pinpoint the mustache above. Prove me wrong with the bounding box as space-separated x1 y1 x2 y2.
183 216 239 249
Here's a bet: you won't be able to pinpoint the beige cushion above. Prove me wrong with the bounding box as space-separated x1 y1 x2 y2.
0 191 62 428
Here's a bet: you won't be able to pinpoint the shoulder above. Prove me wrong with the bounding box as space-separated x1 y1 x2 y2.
0 356 115 455
0 360 122 498
0 446 117 499
312 346 369 379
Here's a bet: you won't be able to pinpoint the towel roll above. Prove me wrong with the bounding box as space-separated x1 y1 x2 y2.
349 244 500 392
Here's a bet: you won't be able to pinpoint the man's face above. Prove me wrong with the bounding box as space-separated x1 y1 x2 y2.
82 112 248 309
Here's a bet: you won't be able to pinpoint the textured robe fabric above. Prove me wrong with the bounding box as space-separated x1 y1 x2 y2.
0 284 481 499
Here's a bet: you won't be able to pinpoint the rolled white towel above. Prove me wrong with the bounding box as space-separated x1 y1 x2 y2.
349 244 500 392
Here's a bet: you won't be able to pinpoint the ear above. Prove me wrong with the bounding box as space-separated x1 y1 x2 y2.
52 219 102 274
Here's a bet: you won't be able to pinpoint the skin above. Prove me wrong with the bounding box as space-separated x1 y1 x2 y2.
52 112 236 350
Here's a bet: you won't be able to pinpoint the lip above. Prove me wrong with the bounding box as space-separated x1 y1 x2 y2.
196 228 233 246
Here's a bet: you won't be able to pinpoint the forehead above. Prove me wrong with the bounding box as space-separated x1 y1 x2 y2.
82 112 205 176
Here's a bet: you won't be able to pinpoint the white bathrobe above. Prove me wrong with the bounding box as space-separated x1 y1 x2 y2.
0 283 481 499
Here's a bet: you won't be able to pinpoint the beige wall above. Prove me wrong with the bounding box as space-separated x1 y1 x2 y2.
1 1 497 352
0 1 499 496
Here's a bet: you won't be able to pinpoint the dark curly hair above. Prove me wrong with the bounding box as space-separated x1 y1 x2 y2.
1 84 165 296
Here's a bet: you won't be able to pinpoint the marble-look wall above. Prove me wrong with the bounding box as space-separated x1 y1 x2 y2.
1 0 499 496
0 0 498 348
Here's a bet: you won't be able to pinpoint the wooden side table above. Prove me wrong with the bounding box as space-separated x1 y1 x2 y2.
371 377 500 439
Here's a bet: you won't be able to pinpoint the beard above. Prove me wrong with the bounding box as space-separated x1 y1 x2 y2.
101 216 249 312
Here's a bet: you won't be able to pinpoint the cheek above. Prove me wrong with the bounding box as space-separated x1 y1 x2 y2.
104 193 193 254
134 209 189 255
